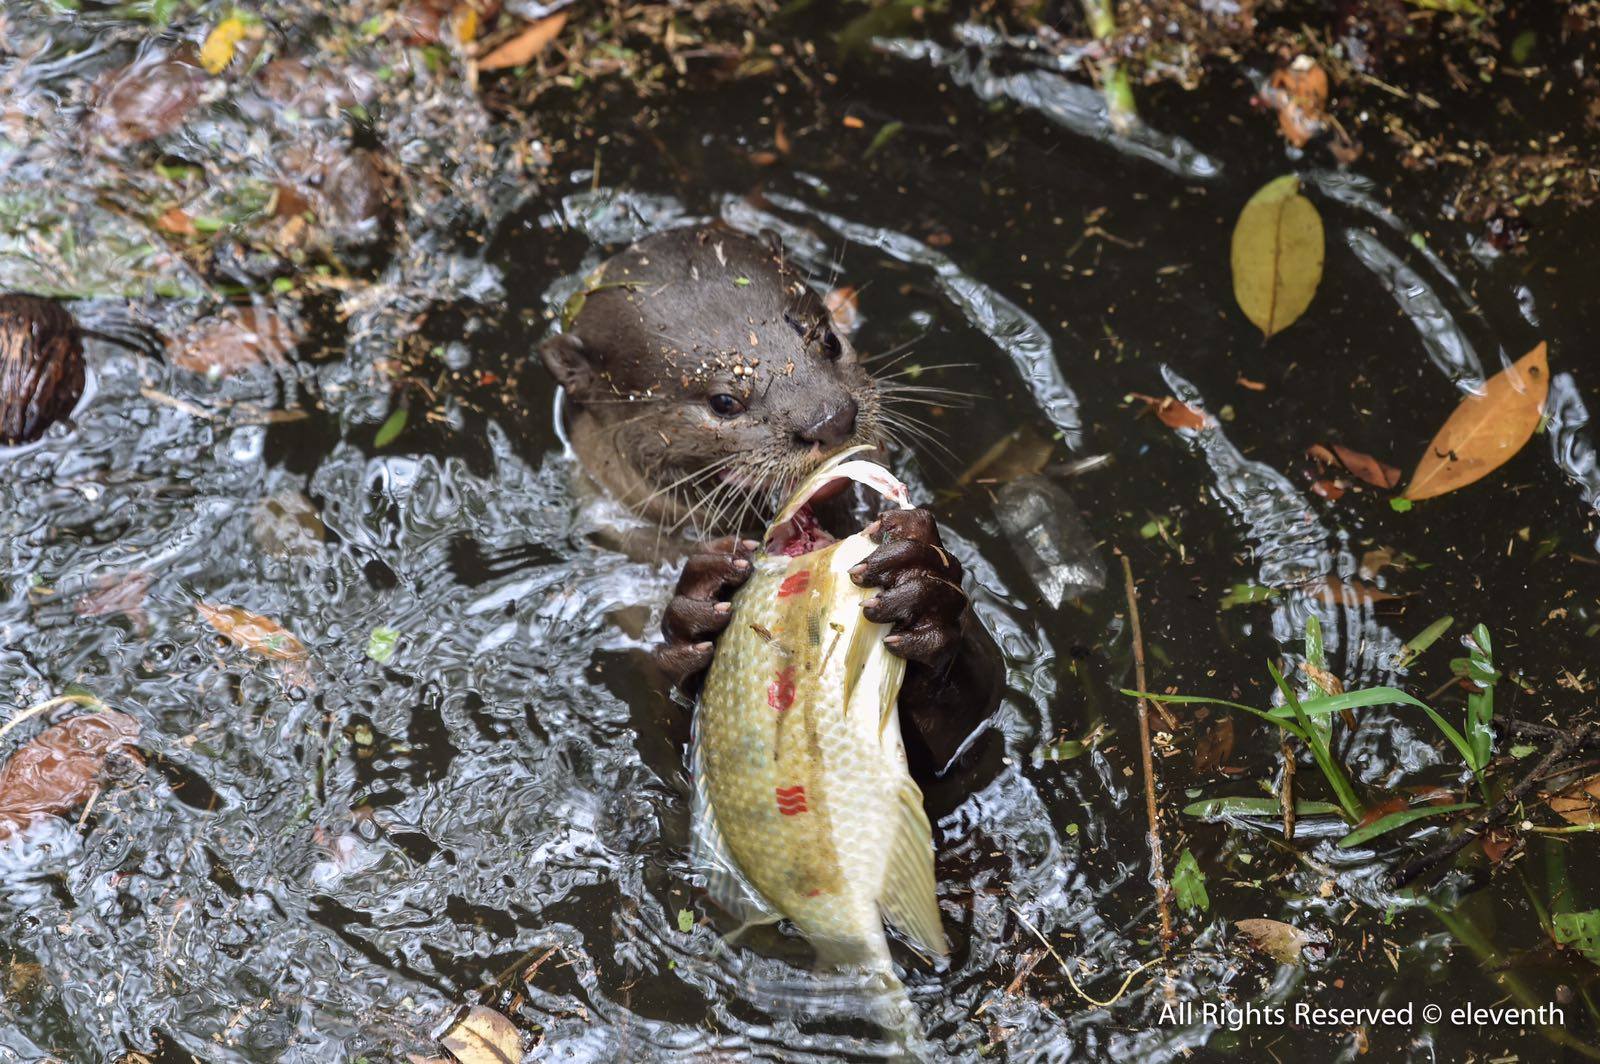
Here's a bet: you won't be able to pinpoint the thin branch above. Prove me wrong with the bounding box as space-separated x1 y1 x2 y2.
1391 722 1596 888
1121 553 1173 945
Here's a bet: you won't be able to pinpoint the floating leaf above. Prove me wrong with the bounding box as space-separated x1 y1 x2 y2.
1265 56 1329 148
1231 175 1324 339
1172 849 1210 913
1234 918 1320 965
0 711 141 837
374 407 409 448
1183 796 1341 819
1405 343 1549 500
1220 583 1278 610
1553 911 1600 968
173 308 298 378
1393 614 1453 669
200 17 249 75
677 908 694 933
1129 392 1210 431
442 1005 523 1064
196 602 307 661
366 627 400 665
478 13 568 71
1547 773 1600 827
1337 802 1477 848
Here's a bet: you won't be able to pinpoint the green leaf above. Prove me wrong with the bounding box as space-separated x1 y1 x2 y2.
677 908 694 933
1231 175 1325 339
1463 624 1496 771
1183 797 1341 819
374 407 408 448
732 276 751 287
365 627 400 664
1270 660 1364 823
864 120 904 159
1552 911 1600 967
1390 497 1413 513
1393 614 1453 669
1172 849 1209 913
1337 803 1477 848
1220 583 1278 610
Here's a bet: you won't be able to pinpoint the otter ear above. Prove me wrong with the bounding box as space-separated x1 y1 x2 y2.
540 332 597 399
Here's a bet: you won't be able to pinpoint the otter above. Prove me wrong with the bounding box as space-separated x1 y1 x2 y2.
0 294 86 447
542 224 1001 772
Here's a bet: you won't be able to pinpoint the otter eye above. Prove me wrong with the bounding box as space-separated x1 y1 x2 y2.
820 329 842 360
708 393 745 417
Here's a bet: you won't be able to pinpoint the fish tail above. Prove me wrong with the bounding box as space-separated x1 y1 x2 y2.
812 934 930 1057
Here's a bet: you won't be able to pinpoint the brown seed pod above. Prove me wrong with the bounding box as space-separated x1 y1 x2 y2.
0 295 86 445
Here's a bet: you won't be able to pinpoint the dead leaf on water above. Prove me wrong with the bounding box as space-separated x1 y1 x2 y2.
1231 175 1324 339
1404 342 1550 500
0 711 141 838
172 308 299 378
196 602 308 662
1546 772 1600 826
1234 918 1322 965
442 1005 523 1064
477 13 568 71
1265 56 1329 148
1308 576 1398 607
1129 393 1211 431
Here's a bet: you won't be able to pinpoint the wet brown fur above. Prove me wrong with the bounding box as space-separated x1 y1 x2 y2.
541 224 882 536
0 295 85 446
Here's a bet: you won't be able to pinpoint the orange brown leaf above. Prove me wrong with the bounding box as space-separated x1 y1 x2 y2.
1405 343 1550 500
477 13 567 71
196 601 308 661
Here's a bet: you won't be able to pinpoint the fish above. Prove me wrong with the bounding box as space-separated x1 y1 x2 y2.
690 446 949 988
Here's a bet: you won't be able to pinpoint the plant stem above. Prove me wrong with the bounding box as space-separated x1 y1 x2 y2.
1121 554 1173 946
1079 0 1136 129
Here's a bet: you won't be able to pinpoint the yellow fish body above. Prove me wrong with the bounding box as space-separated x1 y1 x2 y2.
691 450 949 976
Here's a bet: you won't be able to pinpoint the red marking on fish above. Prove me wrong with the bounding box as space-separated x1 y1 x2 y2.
775 785 809 815
767 666 796 713
805 887 822 897
777 571 810 598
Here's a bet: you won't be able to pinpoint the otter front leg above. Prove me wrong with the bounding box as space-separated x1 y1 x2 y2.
654 537 758 692
851 509 966 666
852 508 1004 775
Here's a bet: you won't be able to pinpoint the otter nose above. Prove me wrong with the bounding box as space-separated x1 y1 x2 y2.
798 396 859 449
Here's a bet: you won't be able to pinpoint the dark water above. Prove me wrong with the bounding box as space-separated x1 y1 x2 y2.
2 2 1599 1061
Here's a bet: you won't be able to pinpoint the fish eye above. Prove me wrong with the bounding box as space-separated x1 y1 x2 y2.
708 393 745 417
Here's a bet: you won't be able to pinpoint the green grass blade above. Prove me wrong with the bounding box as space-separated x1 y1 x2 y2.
1337 803 1478 848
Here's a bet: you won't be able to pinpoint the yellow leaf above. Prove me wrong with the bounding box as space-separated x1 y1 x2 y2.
454 6 480 45
1404 342 1549 500
196 602 307 661
441 1005 523 1064
477 13 567 71
1231 175 1325 339
200 17 249 75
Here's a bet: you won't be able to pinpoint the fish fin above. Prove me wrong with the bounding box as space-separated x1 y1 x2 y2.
878 653 906 738
878 781 949 960
842 612 875 715
690 712 782 928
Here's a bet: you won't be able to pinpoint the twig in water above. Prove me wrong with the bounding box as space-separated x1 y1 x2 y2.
1011 906 1160 1009
1279 729 1297 841
0 692 104 740
1120 554 1174 945
1391 721 1596 888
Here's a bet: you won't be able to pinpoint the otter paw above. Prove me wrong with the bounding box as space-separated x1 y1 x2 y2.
655 537 758 690
852 508 966 666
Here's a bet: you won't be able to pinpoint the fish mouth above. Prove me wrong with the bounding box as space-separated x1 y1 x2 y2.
765 448 909 558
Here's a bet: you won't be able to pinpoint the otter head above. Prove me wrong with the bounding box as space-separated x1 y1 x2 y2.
542 224 881 534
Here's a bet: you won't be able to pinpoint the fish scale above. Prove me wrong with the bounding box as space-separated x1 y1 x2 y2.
691 450 948 977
